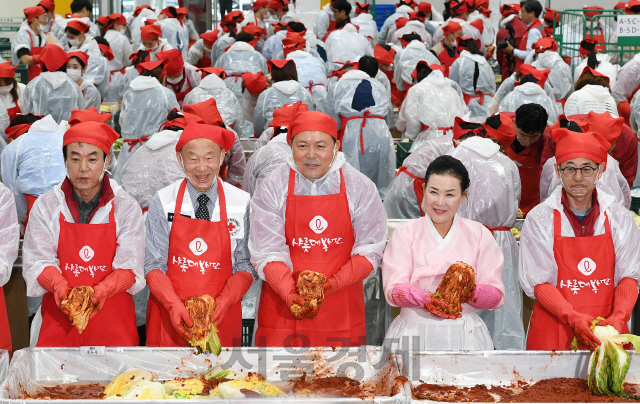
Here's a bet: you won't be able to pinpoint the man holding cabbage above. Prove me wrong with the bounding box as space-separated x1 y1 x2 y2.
520 128 640 351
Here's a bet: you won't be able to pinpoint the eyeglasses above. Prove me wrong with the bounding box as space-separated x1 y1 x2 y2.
558 166 598 177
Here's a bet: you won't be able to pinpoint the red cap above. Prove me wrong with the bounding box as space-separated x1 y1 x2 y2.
270 101 309 129
356 2 370 13
533 37 558 53
24 6 46 23
107 13 126 28
200 30 220 47
141 24 163 40
625 0 640 14
159 7 175 17
253 0 269 10
284 42 305 57
518 64 550 88
374 44 395 66
500 4 520 16
469 18 484 34
176 121 235 152
450 0 468 15
580 66 610 84
395 17 409 29
38 0 55 13
273 22 288 32
144 19 157 26
68 50 89 66
614 1 627 9
410 60 445 79
182 98 225 127
197 67 227 79
176 7 188 16
96 15 110 26
129 50 150 63
68 106 112 126
484 113 515 147
134 5 153 17
63 122 120 155
67 19 90 33
409 11 426 22
419 2 432 13
161 109 205 130
242 22 264 38
156 49 184 75
442 21 462 35
579 38 598 55
456 36 482 52
282 32 305 46
0 62 17 79
40 44 69 72
97 43 114 61
241 71 267 95
453 116 488 141
583 111 624 146
5 114 43 140
269 0 288 9
553 128 610 169
544 7 560 22
288 111 338 143
331 62 359 79
136 60 164 74
268 59 296 72
583 6 604 18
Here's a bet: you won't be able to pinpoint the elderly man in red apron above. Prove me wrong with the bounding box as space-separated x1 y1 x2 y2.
22 122 146 347
145 122 255 347
520 129 640 351
249 111 387 347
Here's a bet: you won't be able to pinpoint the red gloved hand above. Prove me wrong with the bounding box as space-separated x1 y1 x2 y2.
32 54 41 65
211 271 253 326
568 311 603 350
264 262 302 309
323 255 373 298
147 269 193 340
90 269 137 320
37 266 71 318
605 277 638 334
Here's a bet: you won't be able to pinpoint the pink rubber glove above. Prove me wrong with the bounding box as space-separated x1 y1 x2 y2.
391 284 456 319
467 284 503 310
90 269 137 320
147 269 193 340
323 255 373 298
211 271 253 326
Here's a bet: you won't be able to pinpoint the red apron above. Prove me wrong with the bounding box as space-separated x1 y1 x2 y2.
463 91 485 106
255 169 365 347
123 136 149 152
196 56 212 68
0 287 11 355
397 166 426 216
145 178 241 347
22 193 38 232
37 206 138 347
437 41 458 77
515 20 543 70
505 147 541 215
321 19 338 42
7 104 21 121
339 111 385 153
527 210 618 350
586 27 606 52
169 73 194 105
28 33 43 81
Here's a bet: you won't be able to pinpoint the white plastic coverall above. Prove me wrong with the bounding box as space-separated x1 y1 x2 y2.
325 24 372 70
243 132 291 197
531 51 574 103
11 22 47 66
447 136 524 350
53 17 99 50
612 53 640 104
287 50 328 113
158 18 189 61
487 72 556 116
449 50 496 121
130 8 158 50
0 83 25 120
75 39 111 101
137 38 174 62
22 72 83 124
432 18 486 55
0 115 66 225
383 133 454 219
164 62 201 107
249 152 387 277
327 70 395 199
389 21 434 49
0 105 8 139
222 130 247 187
261 30 285 61
378 5 414 45
519 186 640 298
393 40 440 91
78 77 101 110
396 70 466 148
118 66 139 101
498 82 558 125
210 33 234 66
117 76 180 183
187 37 212 67
540 155 630 209
564 85 619 118
573 54 619 87
631 90 640 133
351 13 379 44
315 3 338 41
0 181 19 292
253 80 315 133
103 28 133 102
467 11 495 48
215 41 268 107
183 74 245 136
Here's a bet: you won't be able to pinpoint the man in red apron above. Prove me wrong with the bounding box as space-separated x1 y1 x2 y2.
156 49 201 107
249 111 387 347
503 104 552 215
14 6 49 81
0 183 20 355
503 0 544 71
431 21 462 77
22 122 146 347
521 129 640 351
145 122 254 347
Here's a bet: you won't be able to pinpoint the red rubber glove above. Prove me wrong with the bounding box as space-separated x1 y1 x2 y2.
534 283 603 350
32 54 41 65
37 266 71 317
211 271 253 326
263 261 304 309
323 255 373 298
604 277 638 333
89 269 137 320
146 269 193 340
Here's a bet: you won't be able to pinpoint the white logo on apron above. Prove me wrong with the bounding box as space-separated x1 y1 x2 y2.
309 216 328 234
189 238 208 256
578 257 597 276
79 246 94 262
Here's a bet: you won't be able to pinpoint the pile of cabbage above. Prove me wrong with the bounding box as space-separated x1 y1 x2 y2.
102 366 286 400
572 319 640 398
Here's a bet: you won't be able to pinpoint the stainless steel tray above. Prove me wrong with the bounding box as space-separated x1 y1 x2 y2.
0 346 405 403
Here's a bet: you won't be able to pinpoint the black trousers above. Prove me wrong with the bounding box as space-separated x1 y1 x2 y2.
220 0 233 17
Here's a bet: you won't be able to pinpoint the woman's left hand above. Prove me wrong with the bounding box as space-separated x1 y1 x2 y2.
424 295 461 319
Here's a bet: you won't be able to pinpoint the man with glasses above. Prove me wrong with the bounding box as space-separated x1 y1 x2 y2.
519 128 640 351
504 103 551 215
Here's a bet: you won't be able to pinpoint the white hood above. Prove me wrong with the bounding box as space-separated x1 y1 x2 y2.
341 70 371 81
146 129 181 150
272 80 302 94
500 14 516 28
354 13 374 21
322 3 333 14
78 77 95 91
287 50 312 59
80 37 100 53
421 70 448 87
199 74 227 90
514 82 546 96
271 132 288 144
406 40 427 51
406 20 425 29
228 41 256 52
27 115 65 133
130 75 162 90
535 50 564 69
460 50 488 65
343 23 359 33
41 72 69 90
138 8 157 19
580 84 614 102
396 5 414 13
454 135 500 158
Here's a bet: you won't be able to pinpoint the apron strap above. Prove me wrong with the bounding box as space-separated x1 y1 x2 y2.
216 177 228 224
174 179 189 218
123 136 149 152
484 225 511 235
554 209 611 238
287 168 345 195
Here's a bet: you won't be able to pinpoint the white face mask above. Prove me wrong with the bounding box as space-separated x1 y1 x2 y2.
167 74 183 84
263 12 271 19
0 85 12 95
69 38 81 47
145 44 158 52
67 68 82 82
204 45 212 53
39 24 48 32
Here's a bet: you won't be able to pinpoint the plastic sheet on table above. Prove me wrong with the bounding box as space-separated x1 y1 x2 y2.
0 346 405 403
